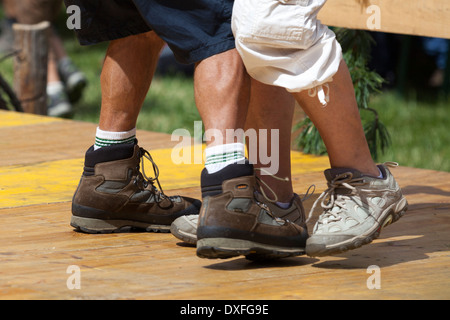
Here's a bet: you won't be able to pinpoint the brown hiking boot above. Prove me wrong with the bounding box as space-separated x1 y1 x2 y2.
71 142 201 233
170 192 309 245
196 163 308 260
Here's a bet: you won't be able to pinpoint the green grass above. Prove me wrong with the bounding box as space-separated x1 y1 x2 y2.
365 92 450 172
0 14 448 172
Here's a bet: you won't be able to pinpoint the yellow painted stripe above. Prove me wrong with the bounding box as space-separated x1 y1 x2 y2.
290 151 330 175
0 145 328 209
0 110 63 128
0 158 84 209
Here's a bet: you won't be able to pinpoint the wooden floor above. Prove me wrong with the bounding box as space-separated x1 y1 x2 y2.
0 110 449 300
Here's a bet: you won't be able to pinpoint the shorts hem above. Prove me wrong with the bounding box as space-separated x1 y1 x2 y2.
77 23 151 46
176 38 236 64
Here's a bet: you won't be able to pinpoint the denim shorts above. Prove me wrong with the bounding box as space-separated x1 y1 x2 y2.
64 0 236 64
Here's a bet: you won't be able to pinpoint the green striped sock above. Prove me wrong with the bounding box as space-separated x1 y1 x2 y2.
205 143 246 174
94 127 136 150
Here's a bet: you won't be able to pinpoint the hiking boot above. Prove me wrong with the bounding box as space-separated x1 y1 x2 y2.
71 142 201 233
196 163 308 260
305 162 408 257
170 192 308 245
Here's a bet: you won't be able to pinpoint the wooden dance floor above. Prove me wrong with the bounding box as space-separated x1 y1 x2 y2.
0 110 449 300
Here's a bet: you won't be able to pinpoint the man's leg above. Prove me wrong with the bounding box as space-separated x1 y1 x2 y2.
193 50 308 259
245 79 295 203
292 61 407 257
70 32 201 233
171 78 307 245
99 31 164 132
232 0 407 257
292 60 379 177
246 79 308 226
194 49 250 147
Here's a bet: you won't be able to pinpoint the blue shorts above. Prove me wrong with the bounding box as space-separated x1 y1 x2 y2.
64 0 235 64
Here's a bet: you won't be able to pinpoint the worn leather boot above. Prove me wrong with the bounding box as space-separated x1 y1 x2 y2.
196 163 308 260
171 192 308 245
71 142 201 233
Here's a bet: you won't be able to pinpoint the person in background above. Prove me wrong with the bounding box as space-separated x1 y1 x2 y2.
0 0 86 117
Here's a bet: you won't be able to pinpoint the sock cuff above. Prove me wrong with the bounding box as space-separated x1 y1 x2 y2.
94 127 136 149
205 143 245 164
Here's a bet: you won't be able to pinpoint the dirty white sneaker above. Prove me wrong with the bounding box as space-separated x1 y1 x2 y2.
305 162 408 257
170 214 198 245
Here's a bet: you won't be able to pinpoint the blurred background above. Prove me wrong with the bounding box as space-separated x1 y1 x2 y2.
0 4 448 172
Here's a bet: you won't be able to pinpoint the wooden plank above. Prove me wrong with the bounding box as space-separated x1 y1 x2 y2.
0 144 330 209
0 174 448 300
0 113 449 300
0 110 330 208
0 110 191 166
319 0 450 39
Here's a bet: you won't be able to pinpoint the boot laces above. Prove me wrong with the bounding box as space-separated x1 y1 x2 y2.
253 168 315 223
135 147 172 202
306 172 366 224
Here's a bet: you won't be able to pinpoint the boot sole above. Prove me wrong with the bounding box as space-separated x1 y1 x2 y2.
197 238 305 261
306 198 408 257
71 216 170 234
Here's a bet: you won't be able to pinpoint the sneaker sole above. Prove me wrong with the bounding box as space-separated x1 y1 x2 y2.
170 223 197 245
306 197 408 257
71 215 170 234
197 238 305 261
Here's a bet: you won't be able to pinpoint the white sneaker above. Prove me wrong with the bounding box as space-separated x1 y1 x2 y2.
305 162 408 257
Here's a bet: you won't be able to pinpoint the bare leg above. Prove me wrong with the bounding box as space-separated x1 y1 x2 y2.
194 49 250 146
47 46 61 83
245 79 295 203
292 60 379 177
99 31 165 132
47 28 67 83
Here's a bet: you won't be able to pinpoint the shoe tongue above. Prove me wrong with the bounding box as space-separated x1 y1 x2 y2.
324 167 363 182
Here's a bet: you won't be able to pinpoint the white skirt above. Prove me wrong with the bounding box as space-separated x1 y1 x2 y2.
232 0 342 94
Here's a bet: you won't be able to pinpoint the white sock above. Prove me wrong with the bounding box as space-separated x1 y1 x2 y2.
94 127 136 150
205 143 246 174
46 81 64 96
